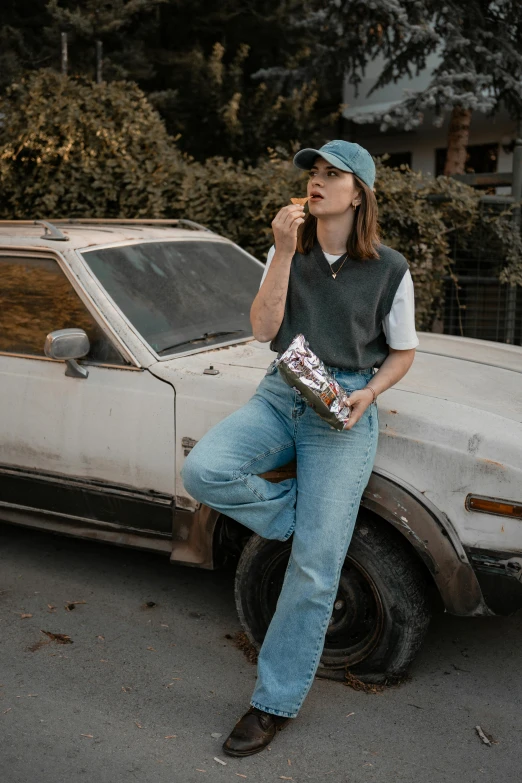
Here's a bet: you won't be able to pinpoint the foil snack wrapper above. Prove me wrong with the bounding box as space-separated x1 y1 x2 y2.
274 334 352 431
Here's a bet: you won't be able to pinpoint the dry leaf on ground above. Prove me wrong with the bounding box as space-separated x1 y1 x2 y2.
41 630 73 644
65 600 87 611
234 632 258 664
344 671 384 693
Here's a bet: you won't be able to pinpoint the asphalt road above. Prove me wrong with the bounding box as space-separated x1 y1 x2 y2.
1 521 521 783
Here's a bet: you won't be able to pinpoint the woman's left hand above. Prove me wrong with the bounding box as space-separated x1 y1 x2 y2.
341 388 374 430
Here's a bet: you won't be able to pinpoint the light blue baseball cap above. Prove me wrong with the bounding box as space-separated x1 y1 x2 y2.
293 140 376 189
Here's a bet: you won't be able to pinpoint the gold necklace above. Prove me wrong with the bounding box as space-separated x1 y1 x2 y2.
330 251 349 279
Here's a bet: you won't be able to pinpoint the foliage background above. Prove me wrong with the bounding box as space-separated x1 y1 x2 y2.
1 71 520 333
0 0 332 163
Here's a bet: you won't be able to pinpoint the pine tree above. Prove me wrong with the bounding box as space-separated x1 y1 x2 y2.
0 0 163 89
273 0 522 175
45 0 164 81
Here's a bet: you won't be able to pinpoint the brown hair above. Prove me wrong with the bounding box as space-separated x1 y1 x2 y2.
296 175 381 260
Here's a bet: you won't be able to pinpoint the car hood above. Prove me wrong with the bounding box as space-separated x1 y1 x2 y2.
414 332 522 373
152 332 522 422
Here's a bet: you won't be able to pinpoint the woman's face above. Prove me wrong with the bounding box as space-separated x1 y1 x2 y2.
306 156 361 218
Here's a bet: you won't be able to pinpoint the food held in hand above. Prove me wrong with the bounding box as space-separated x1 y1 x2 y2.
290 197 309 205
275 334 352 431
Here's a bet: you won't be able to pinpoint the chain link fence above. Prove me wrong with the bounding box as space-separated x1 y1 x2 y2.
441 197 521 345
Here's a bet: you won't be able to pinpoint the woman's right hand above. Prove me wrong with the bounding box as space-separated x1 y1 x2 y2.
271 204 306 256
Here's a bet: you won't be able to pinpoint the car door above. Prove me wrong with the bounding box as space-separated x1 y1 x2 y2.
0 251 175 540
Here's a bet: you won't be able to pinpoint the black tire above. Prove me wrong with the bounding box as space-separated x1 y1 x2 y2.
234 510 433 684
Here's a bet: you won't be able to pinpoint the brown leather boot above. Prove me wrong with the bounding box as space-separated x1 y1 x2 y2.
222 706 292 757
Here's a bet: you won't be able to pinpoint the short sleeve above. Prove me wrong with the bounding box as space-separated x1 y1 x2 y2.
382 269 420 349
259 245 276 288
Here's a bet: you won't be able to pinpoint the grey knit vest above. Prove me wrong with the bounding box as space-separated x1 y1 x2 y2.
269 240 410 370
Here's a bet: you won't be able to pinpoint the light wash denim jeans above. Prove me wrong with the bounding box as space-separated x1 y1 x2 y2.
181 358 379 719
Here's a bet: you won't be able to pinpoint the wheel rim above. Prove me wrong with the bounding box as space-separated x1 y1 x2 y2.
255 545 384 669
322 556 384 668
257 545 292 632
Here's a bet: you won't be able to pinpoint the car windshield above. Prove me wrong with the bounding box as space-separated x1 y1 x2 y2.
81 240 262 355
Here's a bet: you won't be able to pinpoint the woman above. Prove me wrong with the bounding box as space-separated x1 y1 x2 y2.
181 140 419 757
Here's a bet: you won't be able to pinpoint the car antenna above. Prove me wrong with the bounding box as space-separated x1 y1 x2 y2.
34 220 69 242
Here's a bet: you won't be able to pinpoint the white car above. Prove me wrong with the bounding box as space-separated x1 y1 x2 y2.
1 219 521 684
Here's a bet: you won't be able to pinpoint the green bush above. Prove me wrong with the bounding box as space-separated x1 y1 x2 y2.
168 149 304 261
0 69 185 218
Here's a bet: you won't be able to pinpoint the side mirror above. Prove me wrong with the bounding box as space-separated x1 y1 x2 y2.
44 328 90 379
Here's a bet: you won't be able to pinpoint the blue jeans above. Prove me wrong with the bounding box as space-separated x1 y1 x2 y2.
181 359 379 718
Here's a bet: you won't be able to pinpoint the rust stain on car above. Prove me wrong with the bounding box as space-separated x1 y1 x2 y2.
181 436 198 456
175 494 198 510
477 458 505 469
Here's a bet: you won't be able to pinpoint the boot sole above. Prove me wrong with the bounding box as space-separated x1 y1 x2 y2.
222 718 291 757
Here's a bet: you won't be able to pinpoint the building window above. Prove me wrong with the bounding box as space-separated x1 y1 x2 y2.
375 151 412 169
435 143 498 177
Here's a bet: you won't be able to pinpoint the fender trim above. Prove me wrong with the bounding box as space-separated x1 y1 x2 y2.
361 469 491 616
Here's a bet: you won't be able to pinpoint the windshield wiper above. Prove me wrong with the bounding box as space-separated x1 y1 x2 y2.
158 330 247 355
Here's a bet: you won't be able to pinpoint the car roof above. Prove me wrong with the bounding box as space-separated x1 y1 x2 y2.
0 220 228 252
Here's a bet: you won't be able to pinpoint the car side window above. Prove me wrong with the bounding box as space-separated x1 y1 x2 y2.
0 255 128 365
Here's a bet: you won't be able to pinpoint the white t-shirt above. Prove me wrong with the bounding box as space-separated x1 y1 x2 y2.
260 245 420 350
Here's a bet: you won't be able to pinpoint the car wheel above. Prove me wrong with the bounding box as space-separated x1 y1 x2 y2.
234 510 432 684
